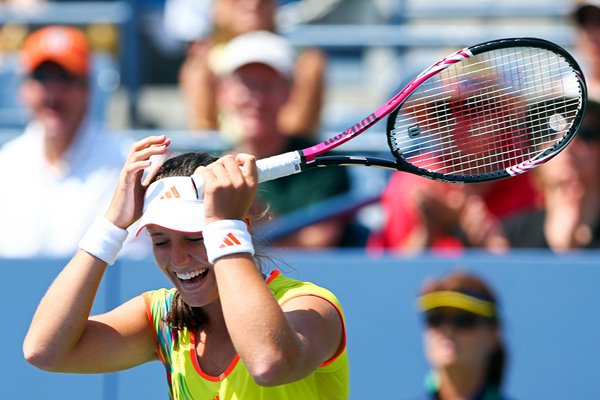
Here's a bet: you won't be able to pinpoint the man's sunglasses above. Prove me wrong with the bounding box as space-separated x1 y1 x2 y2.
424 311 491 329
30 68 85 84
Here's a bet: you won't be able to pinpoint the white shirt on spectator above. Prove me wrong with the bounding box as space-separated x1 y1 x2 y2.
0 118 144 259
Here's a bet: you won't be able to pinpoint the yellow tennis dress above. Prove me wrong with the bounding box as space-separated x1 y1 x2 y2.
143 270 349 400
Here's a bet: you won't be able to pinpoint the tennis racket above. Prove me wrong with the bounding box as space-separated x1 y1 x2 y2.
249 37 587 184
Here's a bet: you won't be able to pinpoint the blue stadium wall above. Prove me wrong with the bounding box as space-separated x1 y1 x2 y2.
2 250 599 399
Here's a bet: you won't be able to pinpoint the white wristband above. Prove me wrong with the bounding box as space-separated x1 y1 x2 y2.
78 216 128 265
203 220 255 265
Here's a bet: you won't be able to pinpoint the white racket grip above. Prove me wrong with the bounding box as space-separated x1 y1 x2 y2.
256 151 303 183
190 151 303 197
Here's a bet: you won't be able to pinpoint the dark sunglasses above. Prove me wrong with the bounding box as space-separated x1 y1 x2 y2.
30 68 84 84
425 311 488 329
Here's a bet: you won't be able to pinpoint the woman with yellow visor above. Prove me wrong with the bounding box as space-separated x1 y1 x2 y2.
416 271 509 400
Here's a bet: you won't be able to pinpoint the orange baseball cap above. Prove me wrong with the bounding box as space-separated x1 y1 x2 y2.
21 26 90 77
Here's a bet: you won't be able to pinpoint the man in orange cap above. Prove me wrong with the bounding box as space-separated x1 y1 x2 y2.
18 25 91 162
0 25 138 258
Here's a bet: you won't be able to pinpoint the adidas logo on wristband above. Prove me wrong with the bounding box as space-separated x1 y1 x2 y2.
203 220 255 264
219 232 242 248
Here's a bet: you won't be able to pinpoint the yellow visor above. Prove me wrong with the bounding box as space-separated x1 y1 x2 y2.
417 291 496 318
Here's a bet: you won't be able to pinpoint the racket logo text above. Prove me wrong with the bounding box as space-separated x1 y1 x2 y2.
323 113 377 145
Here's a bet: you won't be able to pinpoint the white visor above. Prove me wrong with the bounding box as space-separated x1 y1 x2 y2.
212 30 294 79
135 176 205 236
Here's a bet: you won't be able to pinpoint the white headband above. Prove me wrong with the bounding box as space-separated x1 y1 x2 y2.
135 176 205 236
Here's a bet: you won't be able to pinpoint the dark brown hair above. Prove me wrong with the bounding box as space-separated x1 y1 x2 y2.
420 271 506 388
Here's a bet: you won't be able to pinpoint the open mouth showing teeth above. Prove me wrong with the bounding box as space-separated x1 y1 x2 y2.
176 268 208 283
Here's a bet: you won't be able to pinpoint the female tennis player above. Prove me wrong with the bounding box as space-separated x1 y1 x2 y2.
23 135 349 399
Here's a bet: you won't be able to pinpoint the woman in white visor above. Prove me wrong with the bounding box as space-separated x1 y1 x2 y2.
23 135 349 399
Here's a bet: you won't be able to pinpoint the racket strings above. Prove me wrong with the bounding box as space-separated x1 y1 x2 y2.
398 95 580 160
395 96 579 173
419 134 561 175
408 51 570 105
396 71 575 154
390 47 582 176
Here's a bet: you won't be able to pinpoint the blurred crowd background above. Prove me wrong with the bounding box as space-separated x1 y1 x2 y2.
1 1 599 399
0 0 581 132
2 0 599 257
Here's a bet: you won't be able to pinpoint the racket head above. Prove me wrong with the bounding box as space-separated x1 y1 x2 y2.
386 37 587 183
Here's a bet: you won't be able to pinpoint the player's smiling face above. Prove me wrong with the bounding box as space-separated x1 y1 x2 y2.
148 226 219 307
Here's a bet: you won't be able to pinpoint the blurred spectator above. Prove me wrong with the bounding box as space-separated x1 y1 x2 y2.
0 0 44 8
573 0 600 101
415 271 510 400
214 30 351 248
367 173 539 254
0 26 134 258
174 0 326 139
489 99 600 251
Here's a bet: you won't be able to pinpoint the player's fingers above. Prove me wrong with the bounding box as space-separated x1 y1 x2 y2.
236 153 258 185
141 155 166 187
220 154 245 185
129 146 169 167
208 155 251 191
204 158 230 190
129 135 170 155
195 163 217 181
124 160 153 175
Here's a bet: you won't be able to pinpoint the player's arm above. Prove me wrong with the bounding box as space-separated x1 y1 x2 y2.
214 255 343 386
198 153 343 385
23 135 169 373
23 251 157 373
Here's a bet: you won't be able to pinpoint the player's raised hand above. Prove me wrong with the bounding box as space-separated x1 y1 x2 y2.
105 135 171 229
194 153 258 225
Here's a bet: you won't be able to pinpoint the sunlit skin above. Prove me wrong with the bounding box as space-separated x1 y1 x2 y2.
148 227 219 308
19 62 88 162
